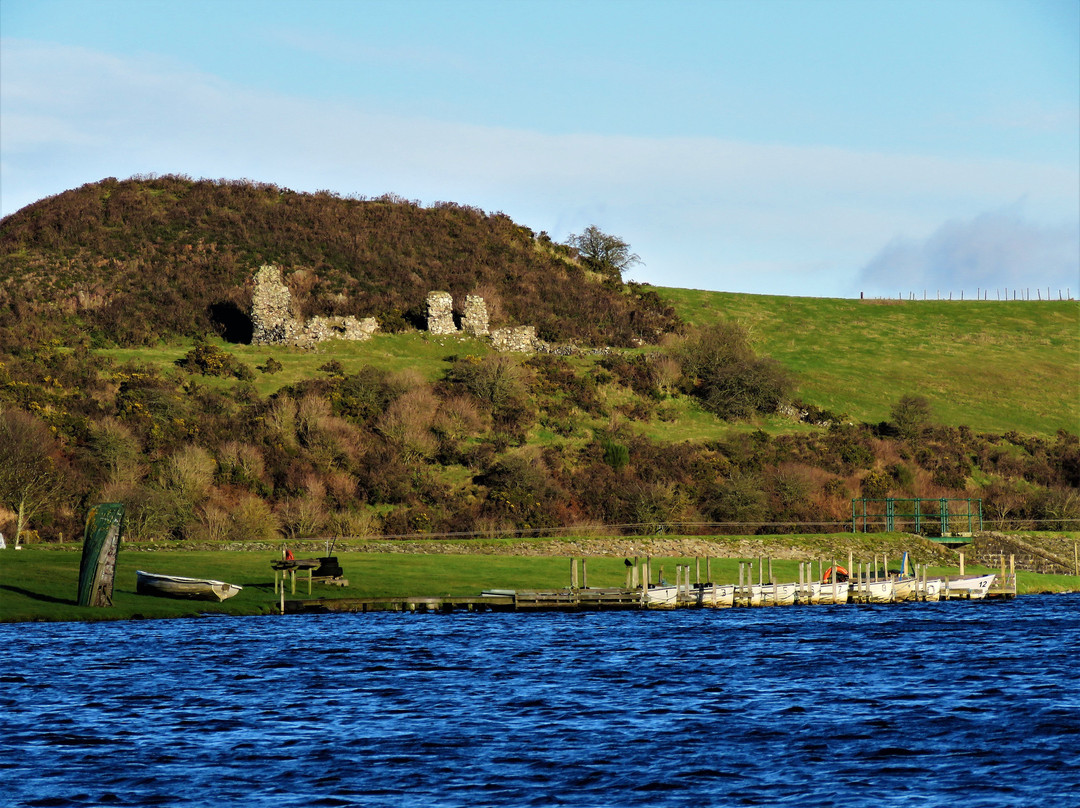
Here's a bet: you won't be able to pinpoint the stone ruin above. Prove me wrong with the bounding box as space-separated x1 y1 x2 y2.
251 265 378 349
426 291 457 335
249 270 561 356
462 294 489 336
490 326 540 353
425 291 544 353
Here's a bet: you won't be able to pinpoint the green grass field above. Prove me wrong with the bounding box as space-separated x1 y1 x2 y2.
3 543 1076 623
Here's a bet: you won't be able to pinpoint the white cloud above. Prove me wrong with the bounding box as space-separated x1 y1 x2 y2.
2 39 1077 297
858 209 1080 296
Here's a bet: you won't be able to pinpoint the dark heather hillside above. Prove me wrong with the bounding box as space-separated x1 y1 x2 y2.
0 175 678 347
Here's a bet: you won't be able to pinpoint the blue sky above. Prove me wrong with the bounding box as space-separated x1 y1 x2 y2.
2 0 1077 297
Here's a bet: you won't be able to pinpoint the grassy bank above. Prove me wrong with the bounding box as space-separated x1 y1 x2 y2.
654 290 1080 436
3 541 1077 623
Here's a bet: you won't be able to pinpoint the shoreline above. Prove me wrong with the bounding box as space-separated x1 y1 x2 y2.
2 535 1078 624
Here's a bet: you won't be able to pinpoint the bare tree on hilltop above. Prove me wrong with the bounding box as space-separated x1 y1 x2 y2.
566 225 642 281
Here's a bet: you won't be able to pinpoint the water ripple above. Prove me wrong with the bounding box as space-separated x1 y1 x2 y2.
2 595 1079 806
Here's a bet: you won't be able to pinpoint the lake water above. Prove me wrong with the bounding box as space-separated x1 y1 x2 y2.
2 595 1079 807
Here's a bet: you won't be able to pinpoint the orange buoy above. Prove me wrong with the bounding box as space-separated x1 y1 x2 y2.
823 565 849 583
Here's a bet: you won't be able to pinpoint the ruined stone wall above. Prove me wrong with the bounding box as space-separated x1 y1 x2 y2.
295 316 379 349
426 291 457 335
462 294 489 336
251 265 378 348
490 326 539 354
251 265 298 345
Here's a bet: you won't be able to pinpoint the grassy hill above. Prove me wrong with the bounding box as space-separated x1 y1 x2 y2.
656 289 1079 436
0 175 678 347
0 179 1076 548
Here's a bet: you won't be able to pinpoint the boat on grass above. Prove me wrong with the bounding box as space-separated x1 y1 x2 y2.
136 570 243 602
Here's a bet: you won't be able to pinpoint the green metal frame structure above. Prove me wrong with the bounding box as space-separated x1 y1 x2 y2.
851 497 983 538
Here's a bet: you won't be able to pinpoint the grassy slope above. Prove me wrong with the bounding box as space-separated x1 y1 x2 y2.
2 544 1076 622
655 289 1079 436
102 291 1079 440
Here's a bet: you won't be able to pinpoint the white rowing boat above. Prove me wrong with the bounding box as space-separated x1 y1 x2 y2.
743 581 799 606
850 578 895 603
136 570 243 602
802 580 851 605
643 583 736 607
929 573 997 600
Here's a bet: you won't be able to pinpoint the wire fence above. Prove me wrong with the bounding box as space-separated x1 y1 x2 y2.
862 287 1074 302
296 517 1080 543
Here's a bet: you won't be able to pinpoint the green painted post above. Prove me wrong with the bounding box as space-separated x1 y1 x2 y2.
940 498 949 535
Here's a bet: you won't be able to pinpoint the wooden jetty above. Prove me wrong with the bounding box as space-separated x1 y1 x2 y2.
278 552 1017 615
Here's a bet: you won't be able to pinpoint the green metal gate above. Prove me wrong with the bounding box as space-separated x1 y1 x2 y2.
852 497 982 538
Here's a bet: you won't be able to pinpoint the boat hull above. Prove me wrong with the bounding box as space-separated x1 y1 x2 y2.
136 571 242 602
850 579 895 603
743 582 799 606
931 573 997 600
802 581 850 605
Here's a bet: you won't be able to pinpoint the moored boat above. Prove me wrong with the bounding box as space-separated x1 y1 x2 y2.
743 581 799 606
803 580 851 605
136 570 243 602
929 573 996 600
850 577 895 603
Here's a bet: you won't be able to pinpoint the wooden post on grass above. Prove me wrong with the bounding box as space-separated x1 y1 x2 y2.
959 551 965 576
570 558 578 589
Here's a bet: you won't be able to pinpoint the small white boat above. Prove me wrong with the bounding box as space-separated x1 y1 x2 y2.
891 576 918 601
850 578 895 603
136 570 242 602
742 581 799 606
706 583 736 608
644 584 680 607
644 583 737 608
802 580 850 605
931 573 997 600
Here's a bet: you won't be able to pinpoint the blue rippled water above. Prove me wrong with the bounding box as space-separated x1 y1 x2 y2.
2 595 1079 807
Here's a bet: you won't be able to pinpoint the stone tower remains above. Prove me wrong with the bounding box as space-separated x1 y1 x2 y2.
251 265 297 345
426 291 457 335
462 294 490 336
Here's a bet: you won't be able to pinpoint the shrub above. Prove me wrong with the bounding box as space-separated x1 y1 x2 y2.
860 469 891 499
176 339 252 380
672 322 796 420
891 394 933 442
601 437 630 471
